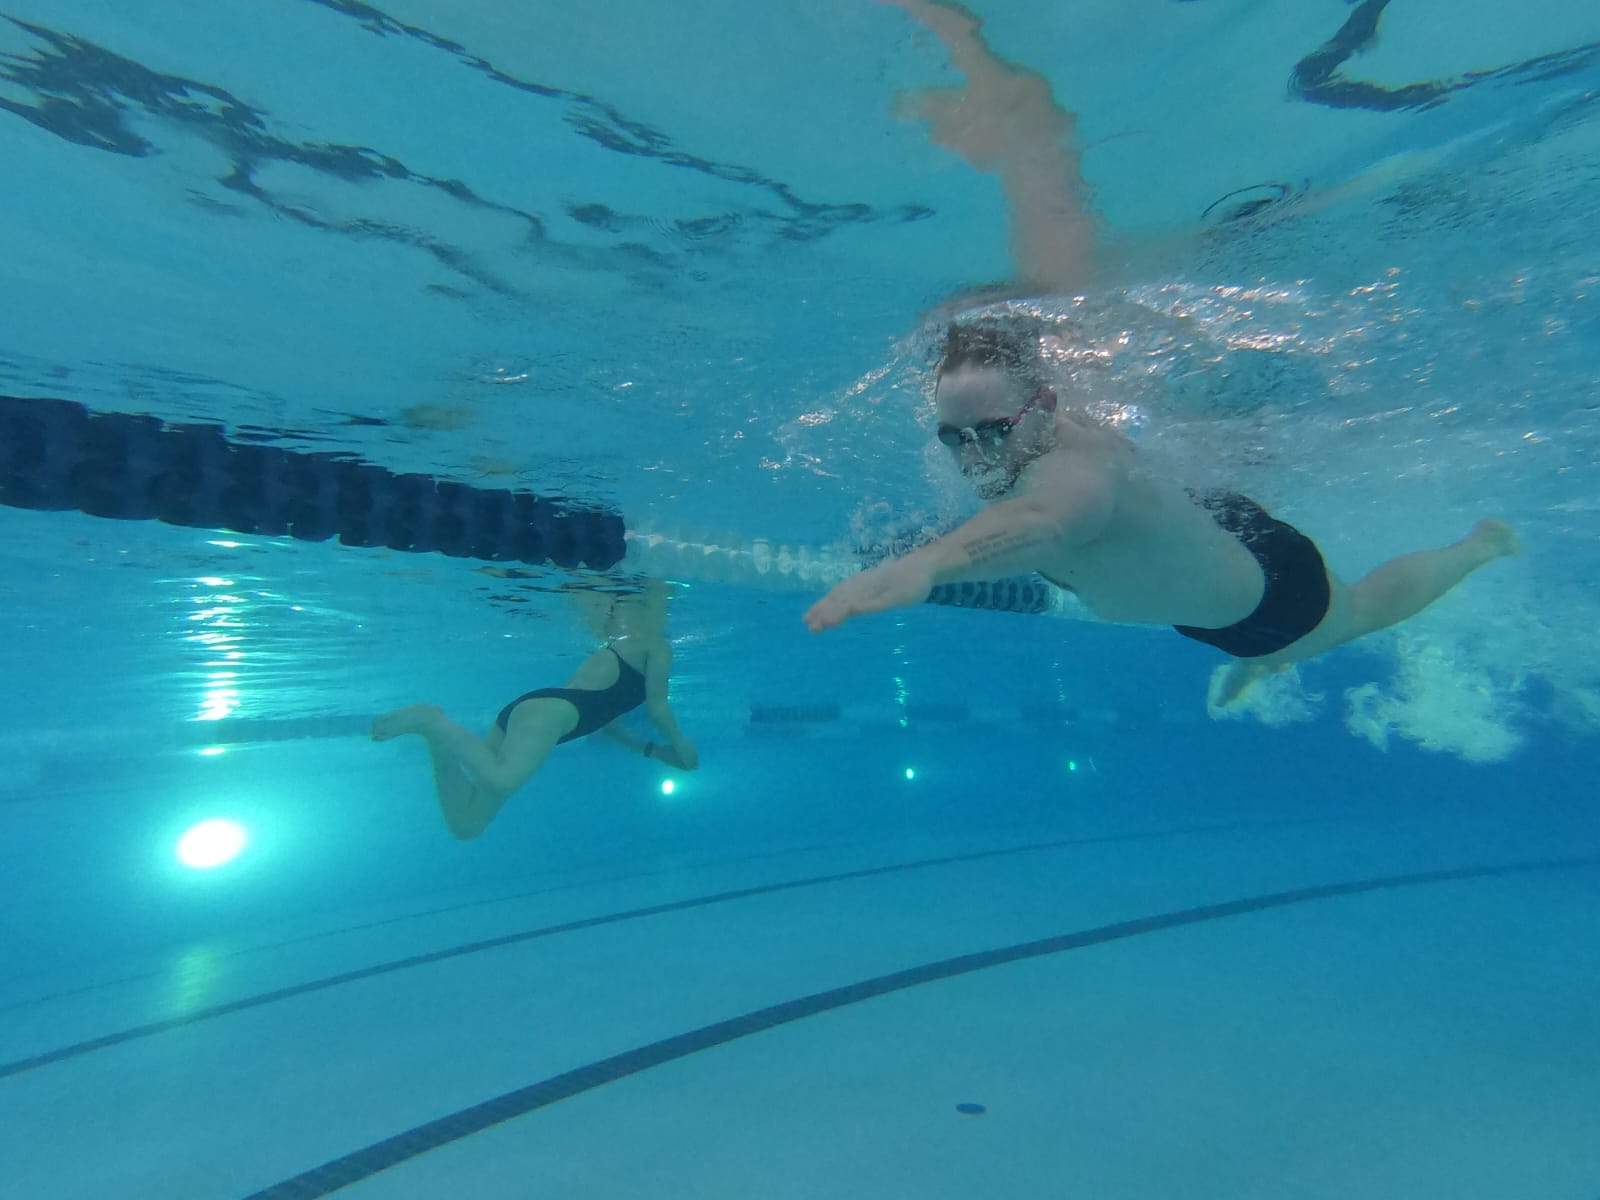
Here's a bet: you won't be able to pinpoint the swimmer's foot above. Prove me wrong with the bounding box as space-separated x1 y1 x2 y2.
1211 659 1287 708
1467 519 1520 562
1212 661 1261 708
371 704 444 742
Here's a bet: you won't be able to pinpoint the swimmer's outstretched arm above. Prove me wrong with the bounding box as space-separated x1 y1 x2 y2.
878 0 1094 293
803 502 1062 631
804 451 1112 631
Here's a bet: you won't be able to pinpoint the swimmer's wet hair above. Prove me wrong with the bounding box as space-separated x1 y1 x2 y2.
936 321 1046 386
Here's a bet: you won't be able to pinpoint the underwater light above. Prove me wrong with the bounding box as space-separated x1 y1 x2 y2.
660 779 676 797
904 767 916 781
176 819 248 869
198 746 226 758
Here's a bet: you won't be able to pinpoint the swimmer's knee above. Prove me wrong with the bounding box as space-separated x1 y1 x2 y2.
447 787 512 840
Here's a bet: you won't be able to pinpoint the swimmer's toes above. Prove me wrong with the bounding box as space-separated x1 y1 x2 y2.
371 703 438 741
370 716 404 741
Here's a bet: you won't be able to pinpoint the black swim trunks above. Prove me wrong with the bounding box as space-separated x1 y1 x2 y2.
494 647 647 742
1173 491 1331 658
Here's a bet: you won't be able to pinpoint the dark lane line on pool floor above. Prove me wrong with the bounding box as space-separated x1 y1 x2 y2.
0 816 1313 1080
241 853 1600 1200
0 829 975 1013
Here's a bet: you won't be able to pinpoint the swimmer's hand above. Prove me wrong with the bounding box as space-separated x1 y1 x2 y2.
649 739 698 771
666 737 699 771
804 558 935 632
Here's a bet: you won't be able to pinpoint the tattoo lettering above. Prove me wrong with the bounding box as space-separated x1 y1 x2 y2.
960 528 1049 567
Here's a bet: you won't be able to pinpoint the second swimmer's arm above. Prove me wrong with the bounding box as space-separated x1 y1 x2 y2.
643 644 699 769
599 723 653 757
597 722 696 769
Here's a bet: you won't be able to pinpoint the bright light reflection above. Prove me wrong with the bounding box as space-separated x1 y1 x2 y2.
660 779 676 797
166 945 224 1017
176 819 248 869
185 580 249 720
904 767 916 781
198 689 239 721
198 746 226 758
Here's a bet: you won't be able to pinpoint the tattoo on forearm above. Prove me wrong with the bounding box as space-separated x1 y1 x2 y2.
960 528 1048 566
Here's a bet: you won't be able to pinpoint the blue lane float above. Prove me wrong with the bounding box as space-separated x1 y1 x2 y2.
930 576 1051 615
0 394 626 569
0 393 1059 615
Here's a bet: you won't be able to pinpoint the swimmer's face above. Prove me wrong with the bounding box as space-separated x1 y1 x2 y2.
934 365 1051 499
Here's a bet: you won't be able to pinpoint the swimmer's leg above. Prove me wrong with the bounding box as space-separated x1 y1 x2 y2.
1209 521 1516 706
1235 519 1520 690
372 702 565 840
1343 519 1520 640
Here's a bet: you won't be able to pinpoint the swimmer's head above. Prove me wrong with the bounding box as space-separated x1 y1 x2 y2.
934 322 1057 499
565 577 671 639
606 579 673 638
936 321 1051 389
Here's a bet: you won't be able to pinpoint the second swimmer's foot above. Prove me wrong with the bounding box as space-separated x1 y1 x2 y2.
371 704 443 741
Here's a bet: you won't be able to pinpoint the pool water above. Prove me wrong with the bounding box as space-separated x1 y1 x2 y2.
1 2 1598 1196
